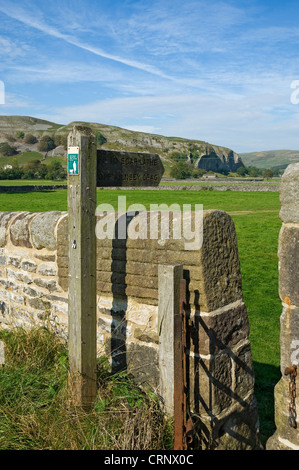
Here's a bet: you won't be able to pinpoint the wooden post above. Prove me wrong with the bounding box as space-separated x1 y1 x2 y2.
158 264 183 415
0 340 4 368
67 126 97 408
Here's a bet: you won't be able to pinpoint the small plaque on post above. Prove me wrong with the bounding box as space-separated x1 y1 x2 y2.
68 147 80 175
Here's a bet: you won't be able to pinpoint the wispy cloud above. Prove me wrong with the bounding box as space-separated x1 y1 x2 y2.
0 2 173 80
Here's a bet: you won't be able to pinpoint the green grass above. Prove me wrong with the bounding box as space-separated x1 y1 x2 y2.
0 326 172 450
0 152 67 169
160 179 280 185
0 151 44 167
0 187 280 213
0 188 282 446
0 179 66 186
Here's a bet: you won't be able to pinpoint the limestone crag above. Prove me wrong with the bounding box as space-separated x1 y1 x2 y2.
194 146 243 173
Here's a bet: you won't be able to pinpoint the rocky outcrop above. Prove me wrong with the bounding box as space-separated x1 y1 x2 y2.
194 146 244 173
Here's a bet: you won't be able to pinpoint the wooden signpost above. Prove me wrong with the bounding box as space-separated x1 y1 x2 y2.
67 126 164 407
67 126 97 408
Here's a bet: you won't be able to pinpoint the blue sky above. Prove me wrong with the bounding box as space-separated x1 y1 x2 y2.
0 0 299 152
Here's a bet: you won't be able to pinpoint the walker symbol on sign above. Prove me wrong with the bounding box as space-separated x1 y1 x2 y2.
68 147 80 175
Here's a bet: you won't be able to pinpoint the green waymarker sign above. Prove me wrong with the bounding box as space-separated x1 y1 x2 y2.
68 147 80 175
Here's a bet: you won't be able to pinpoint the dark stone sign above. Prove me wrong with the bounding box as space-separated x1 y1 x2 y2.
96 149 164 187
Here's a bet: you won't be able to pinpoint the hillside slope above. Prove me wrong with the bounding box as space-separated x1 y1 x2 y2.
0 115 244 173
240 150 299 169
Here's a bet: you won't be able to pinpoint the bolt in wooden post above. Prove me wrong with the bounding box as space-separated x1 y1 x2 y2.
67 126 97 408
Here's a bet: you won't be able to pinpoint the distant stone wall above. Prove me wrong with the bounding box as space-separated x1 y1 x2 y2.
267 163 299 450
100 184 280 192
0 185 67 193
0 208 261 450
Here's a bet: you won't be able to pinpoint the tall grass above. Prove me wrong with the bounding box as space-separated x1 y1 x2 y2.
0 326 173 450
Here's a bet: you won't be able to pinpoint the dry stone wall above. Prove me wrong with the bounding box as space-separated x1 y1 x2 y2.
0 208 261 450
0 211 68 334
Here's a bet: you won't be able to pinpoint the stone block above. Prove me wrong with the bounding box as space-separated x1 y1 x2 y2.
31 211 63 250
134 327 159 344
28 297 51 311
23 285 44 298
270 378 299 447
8 256 21 267
34 278 60 292
280 304 299 374
127 342 159 388
10 212 35 247
9 292 26 305
278 224 299 307
212 395 261 450
199 211 243 311
280 163 299 223
6 268 33 285
0 212 18 247
189 352 233 416
193 301 249 356
37 263 57 276
34 254 56 262
21 260 37 272
233 341 255 400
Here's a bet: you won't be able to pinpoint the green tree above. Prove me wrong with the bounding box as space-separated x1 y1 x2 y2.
248 167 261 177
170 161 191 179
263 169 274 179
21 159 47 180
169 151 188 162
38 135 56 152
16 131 25 139
54 134 68 149
95 131 107 146
0 142 18 156
46 160 66 180
236 166 248 177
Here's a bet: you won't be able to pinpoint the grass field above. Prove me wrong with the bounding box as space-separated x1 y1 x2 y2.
0 179 66 186
0 188 282 446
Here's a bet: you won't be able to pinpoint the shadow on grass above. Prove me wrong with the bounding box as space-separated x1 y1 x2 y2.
253 361 281 447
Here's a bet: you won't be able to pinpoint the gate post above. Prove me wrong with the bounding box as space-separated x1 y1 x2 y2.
67 126 97 408
267 162 299 450
158 263 183 416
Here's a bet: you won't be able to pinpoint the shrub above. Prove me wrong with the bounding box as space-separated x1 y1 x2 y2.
45 160 66 180
24 134 38 145
170 161 191 179
0 142 18 156
38 135 56 152
54 134 67 149
95 131 107 146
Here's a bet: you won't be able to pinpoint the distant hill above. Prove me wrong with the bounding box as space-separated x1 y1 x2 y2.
0 115 244 174
240 150 299 169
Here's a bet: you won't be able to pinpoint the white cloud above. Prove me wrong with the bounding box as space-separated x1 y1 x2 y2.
34 90 299 152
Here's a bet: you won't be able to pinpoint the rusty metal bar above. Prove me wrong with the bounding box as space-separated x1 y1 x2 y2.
174 278 188 450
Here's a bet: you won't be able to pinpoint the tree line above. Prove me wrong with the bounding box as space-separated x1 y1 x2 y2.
0 159 66 181
169 161 281 179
